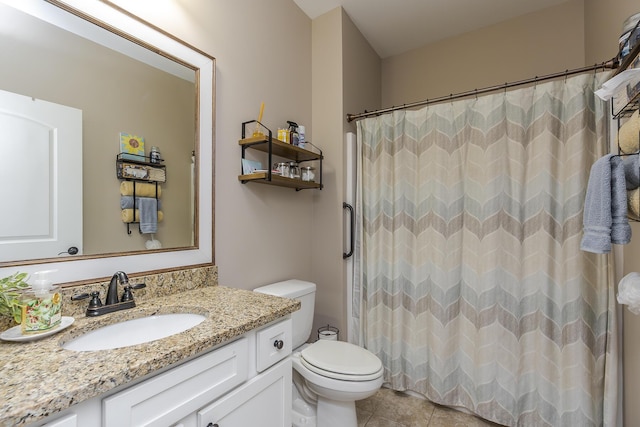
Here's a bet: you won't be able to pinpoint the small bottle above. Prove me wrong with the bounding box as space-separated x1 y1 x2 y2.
278 128 289 143
287 121 299 146
150 146 161 164
298 125 306 149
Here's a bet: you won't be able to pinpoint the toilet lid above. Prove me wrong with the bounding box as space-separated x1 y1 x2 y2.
300 340 383 380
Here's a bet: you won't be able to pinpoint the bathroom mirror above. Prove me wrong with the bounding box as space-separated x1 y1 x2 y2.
0 0 214 284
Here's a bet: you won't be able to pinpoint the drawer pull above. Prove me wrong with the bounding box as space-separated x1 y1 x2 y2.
206 423 219 427
273 339 284 350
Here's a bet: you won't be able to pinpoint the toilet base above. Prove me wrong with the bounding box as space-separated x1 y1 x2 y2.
317 397 357 427
292 395 316 427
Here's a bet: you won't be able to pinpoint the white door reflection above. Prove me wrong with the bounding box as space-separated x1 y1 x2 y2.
0 89 82 261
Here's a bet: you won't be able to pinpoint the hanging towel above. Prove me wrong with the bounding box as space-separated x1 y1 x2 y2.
624 155 640 190
120 196 162 210
136 197 158 234
629 189 640 220
121 209 164 223
581 154 631 253
120 181 162 198
611 155 632 245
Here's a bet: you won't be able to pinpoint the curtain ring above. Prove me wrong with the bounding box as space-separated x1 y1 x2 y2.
475 89 478 100
564 69 569 82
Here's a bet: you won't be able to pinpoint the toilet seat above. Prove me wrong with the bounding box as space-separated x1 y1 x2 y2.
300 340 383 382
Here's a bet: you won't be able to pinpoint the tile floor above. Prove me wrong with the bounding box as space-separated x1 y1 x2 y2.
356 388 504 427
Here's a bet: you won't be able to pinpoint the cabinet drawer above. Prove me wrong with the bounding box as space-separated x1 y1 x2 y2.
103 338 248 427
256 319 292 372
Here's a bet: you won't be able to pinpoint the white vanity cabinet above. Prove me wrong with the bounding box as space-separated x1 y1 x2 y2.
33 317 292 427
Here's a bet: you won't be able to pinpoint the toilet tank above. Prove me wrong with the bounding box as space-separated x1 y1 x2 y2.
254 279 316 349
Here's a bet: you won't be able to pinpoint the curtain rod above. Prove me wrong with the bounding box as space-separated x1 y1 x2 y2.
346 58 618 123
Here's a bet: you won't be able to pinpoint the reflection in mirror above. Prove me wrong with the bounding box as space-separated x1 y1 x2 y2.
0 0 214 284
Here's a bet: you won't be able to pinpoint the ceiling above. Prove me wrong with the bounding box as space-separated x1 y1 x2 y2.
293 0 571 58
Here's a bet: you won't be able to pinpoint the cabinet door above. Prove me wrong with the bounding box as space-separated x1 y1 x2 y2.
103 338 248 427
197 358 292 427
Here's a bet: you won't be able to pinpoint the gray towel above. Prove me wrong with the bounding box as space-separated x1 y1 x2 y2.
611 156 631 245
581 154 631 253
623 155 640 190
120 196 162 210
138 197 158 234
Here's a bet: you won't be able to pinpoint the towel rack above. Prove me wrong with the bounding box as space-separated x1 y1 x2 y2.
125 181 161 234
116 154 165 234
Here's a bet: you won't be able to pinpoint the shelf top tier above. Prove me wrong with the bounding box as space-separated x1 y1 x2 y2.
239 136 323 162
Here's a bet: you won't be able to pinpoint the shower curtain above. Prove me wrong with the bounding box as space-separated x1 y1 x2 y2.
353 73 618 426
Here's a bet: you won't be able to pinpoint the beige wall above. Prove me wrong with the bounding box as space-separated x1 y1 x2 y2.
126 0 314 290
381 0 586 107
310 8 382 340
310 9 345 338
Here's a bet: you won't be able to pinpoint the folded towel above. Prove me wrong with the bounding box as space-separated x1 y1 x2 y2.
120 196 162 210
120 181 162 198
121 209 164 223
619 109 640 154
581 154 632 253
624 155 640 190
611 155 632 245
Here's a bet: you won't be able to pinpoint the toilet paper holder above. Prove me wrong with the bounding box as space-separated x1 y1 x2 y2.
317 325 339 341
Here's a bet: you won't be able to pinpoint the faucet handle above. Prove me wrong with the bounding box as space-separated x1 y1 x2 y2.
71 291 103 309
121 283 146 302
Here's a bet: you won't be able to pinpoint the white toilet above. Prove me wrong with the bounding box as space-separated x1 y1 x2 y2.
254 280 383 427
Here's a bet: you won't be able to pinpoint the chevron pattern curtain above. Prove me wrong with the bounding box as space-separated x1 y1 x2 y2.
354 73 618 426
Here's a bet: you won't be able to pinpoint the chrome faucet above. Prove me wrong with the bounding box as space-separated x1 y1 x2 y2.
106 271 129 305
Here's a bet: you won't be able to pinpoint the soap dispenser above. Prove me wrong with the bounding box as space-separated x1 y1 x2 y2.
20 270 61 334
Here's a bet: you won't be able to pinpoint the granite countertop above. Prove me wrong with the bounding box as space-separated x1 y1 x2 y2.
0 285 300 427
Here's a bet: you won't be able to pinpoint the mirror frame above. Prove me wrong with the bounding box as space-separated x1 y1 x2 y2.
0 0 214 284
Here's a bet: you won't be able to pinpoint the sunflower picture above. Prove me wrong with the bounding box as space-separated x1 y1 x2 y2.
119 132 145 161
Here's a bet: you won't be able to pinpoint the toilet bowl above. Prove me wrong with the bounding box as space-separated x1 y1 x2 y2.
254 280 384 427
292 341 383 426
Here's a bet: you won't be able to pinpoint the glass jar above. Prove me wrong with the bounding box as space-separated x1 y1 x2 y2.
289 162 300 179
301 166 315 182
273 162 289 176
150 146 161 164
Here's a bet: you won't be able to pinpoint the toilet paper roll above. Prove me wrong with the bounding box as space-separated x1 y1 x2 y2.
318 330 338 340
619 109 640 154
629 189 640 220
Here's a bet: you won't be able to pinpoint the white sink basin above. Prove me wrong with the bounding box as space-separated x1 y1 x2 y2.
62 313 206 351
